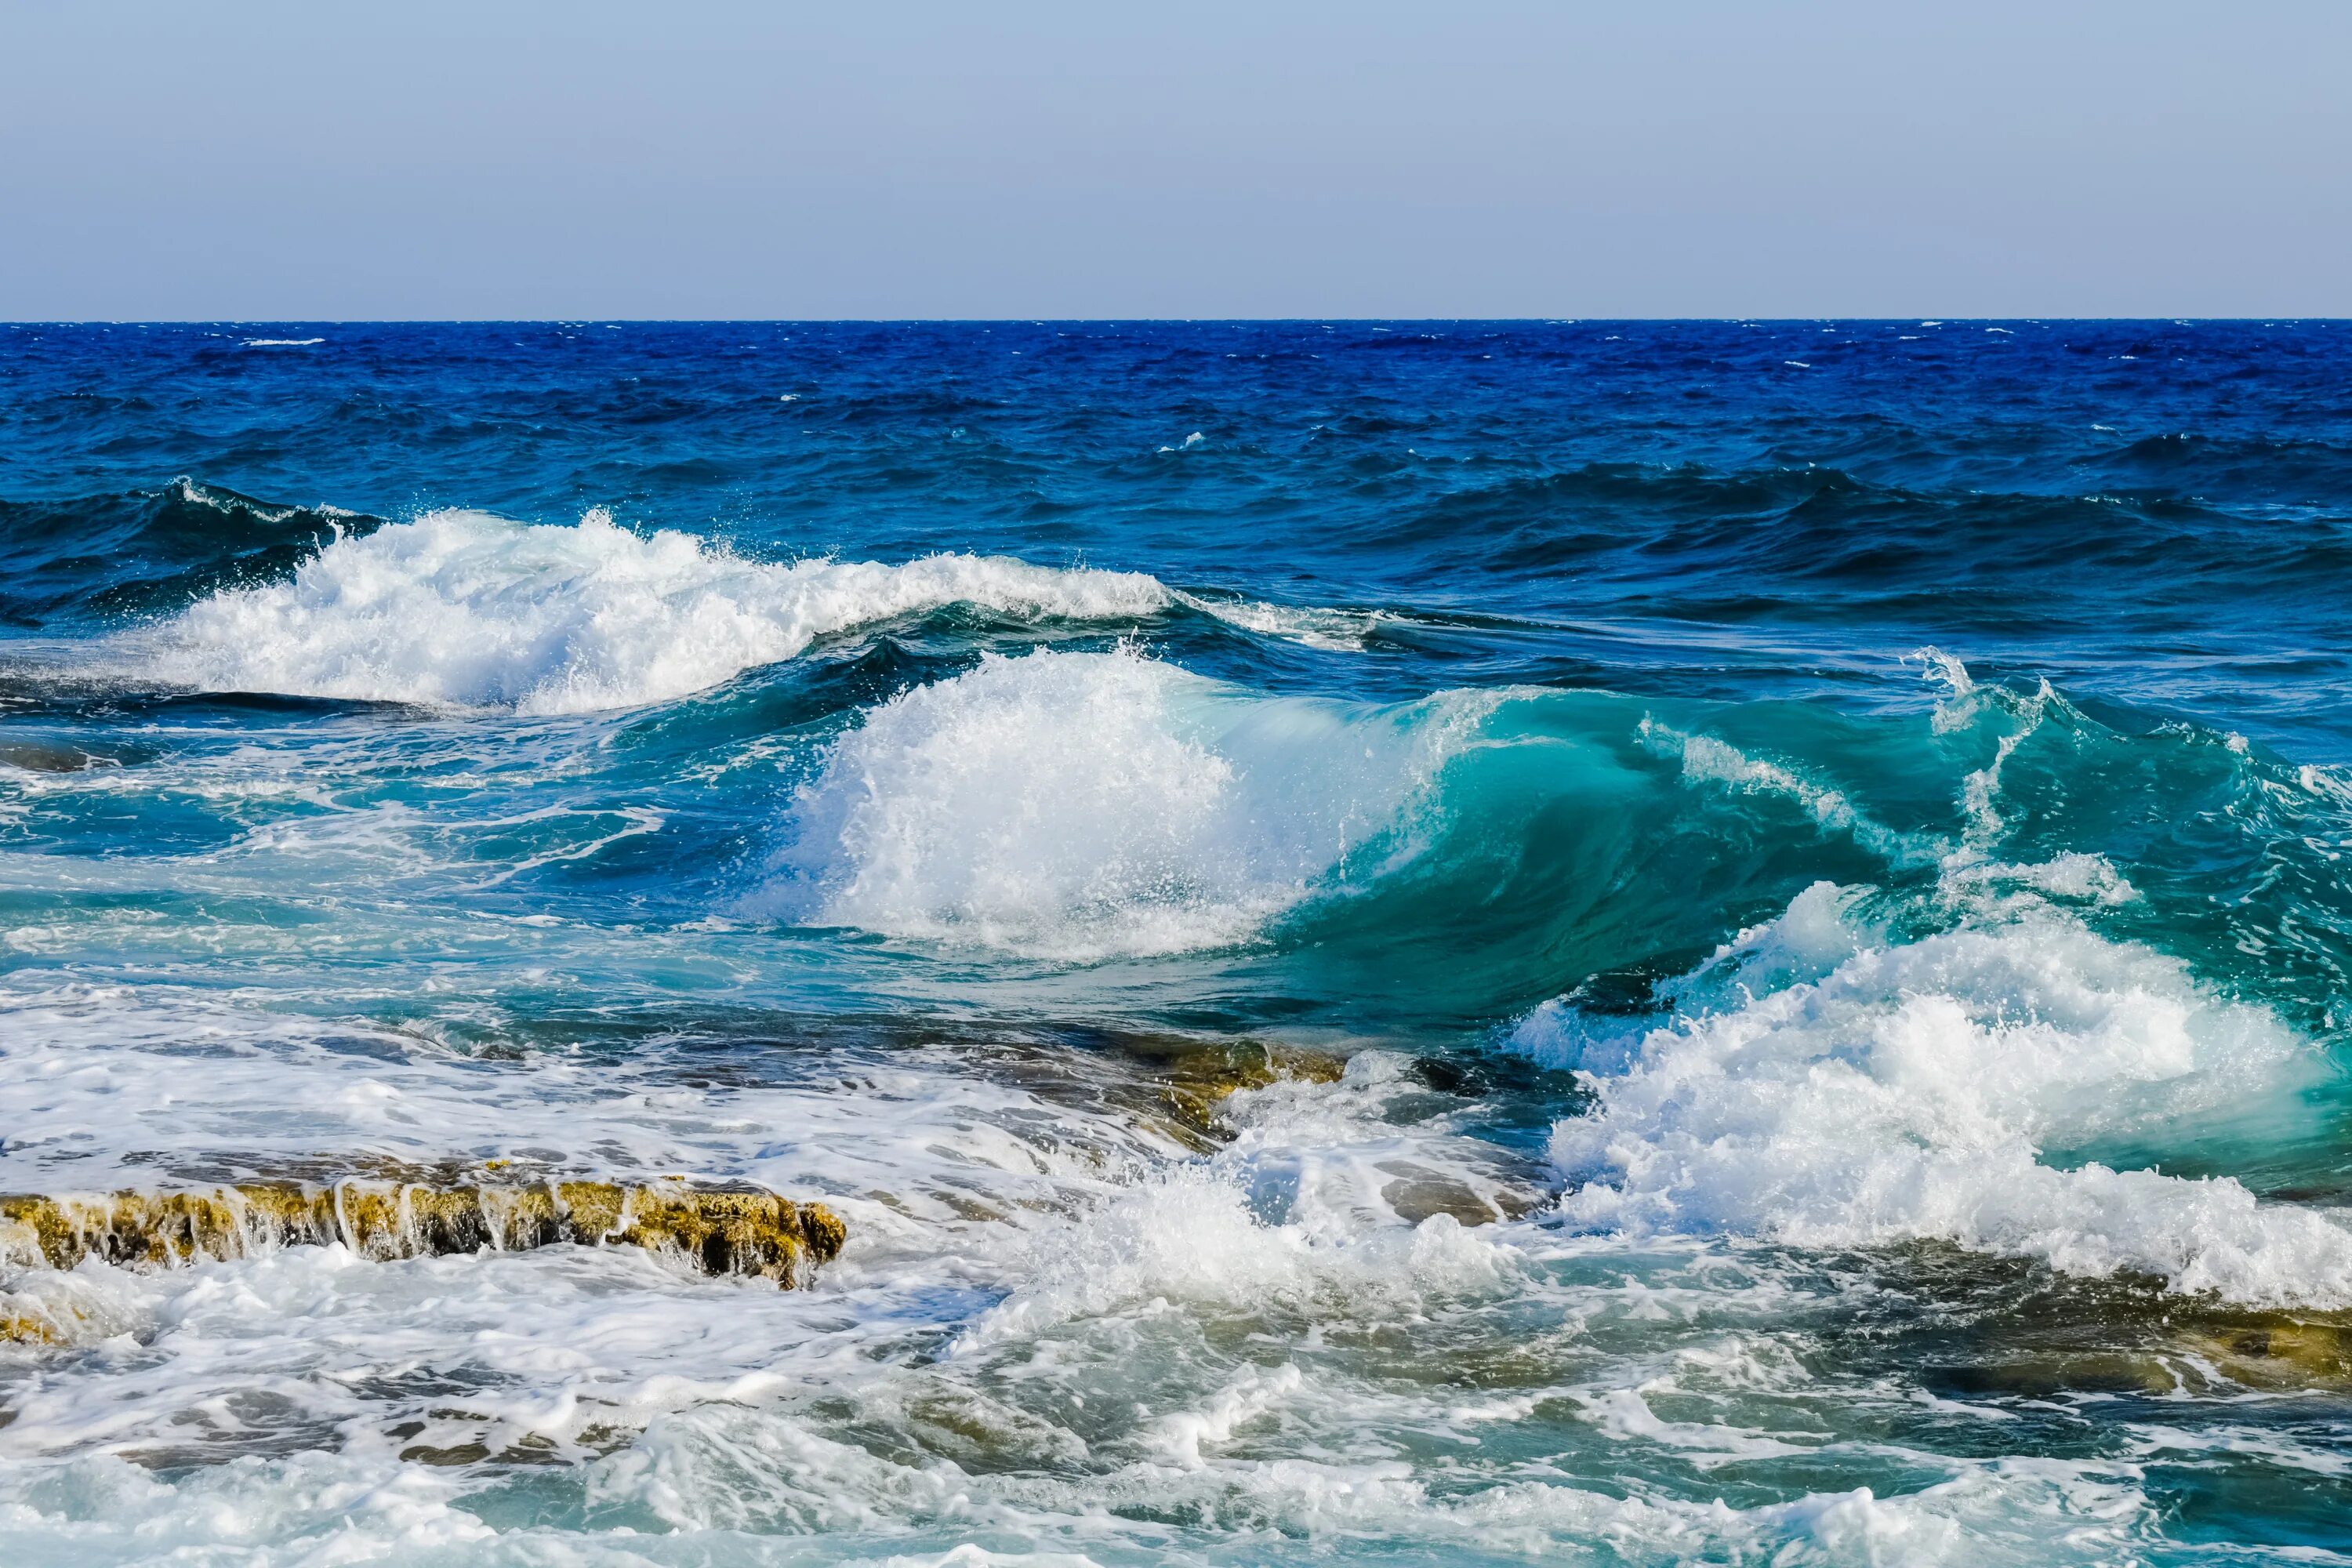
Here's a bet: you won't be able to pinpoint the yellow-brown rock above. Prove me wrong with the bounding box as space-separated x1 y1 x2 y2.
0 1178 845 1299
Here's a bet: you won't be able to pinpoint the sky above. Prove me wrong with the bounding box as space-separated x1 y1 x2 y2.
2 1 2347 320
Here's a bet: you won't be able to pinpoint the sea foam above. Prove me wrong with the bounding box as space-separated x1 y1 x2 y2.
764 648 1477 959
1526 882 2352 1307
136 509 1170 713
129 509 1382 713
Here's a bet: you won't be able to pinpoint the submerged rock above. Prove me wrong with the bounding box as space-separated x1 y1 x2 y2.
1874 1243 2352 1398
0 740 104 772
0 1178 846 1304
2177 1318 2352 1390
1929 1319 2352 1399
1142 1039 1347 1133
0 1307 62 1345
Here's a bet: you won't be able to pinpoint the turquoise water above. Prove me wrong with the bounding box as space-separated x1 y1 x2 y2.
2 321 2350 1563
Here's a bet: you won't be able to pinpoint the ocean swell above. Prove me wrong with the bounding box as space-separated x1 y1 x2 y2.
0 477 375 627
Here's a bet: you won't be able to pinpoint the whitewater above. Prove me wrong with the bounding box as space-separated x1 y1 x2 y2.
5 319 2352 1565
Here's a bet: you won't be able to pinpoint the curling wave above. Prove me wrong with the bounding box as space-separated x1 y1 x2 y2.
763 647 1484 960
111 507 1385 713
131 508 1170 713
1526 880 2352 1308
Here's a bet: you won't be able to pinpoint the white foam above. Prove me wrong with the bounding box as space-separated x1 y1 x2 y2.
0 984 1172 1241
238 337 325 347
120 510 1387 712
952 1050 1529 1367
1639 717 1940 868
956 1163 1512 1355
1531 883 2352 1306
763 648 1481 959
1173 589 1385 651
0 1436 2151 1567
132 509 1171 713
0 983 2187 1563
165 474 355 524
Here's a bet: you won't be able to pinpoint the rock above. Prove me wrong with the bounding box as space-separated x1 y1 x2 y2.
1145 1040 1347 1134
0 741 103 773
0 1178 846 1314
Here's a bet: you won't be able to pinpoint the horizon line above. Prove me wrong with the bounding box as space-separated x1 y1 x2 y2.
7 316 2346 328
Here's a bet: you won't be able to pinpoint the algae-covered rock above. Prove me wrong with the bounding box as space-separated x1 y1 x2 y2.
0 1272 146 1348
0 1178 845 1305
1146 1040 1347 1133
0 1187 334 1271
1869 1243 2352 1399
609 1185 840 1283
1930 1319 2352 1400
0 1308 62 1346
2179 1319 2352 1390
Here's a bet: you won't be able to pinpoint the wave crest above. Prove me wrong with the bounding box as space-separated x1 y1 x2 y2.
135 509 1171 713
760 648 1475 960
1526 881 2352 1307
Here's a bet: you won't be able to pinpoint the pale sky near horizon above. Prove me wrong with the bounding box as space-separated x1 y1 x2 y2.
4 2 2347 320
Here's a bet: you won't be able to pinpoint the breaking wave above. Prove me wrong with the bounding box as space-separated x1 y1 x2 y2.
763 648 1483 960
101 507 1388 713
127 509 1171 713
1525 880 2352 1308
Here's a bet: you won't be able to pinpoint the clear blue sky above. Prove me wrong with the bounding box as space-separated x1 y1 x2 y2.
4 1 2346 319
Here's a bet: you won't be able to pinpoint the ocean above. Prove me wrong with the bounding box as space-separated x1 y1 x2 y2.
2 319 2350 1564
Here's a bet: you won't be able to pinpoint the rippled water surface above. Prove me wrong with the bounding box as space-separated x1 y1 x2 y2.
3 321 2351 1565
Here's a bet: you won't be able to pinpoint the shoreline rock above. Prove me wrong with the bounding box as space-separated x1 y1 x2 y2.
0 1178 846 1294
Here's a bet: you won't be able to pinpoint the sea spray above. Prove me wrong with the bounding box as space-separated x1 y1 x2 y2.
134 509 1172 711
763 647 1483 959
1528 881 2352 1306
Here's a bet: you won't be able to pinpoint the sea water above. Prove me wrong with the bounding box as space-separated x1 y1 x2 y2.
2 320 2350 1563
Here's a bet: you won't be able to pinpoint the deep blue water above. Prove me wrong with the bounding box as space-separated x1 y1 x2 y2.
3 321 2350 1566
11 321 2352 750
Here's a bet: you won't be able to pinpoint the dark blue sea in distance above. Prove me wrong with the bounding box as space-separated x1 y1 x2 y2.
2 321 2350 1565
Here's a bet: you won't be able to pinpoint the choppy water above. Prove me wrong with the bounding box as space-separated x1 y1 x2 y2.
4 320 2351 1565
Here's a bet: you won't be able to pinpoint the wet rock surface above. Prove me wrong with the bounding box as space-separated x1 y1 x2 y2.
0 1178 846 1305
